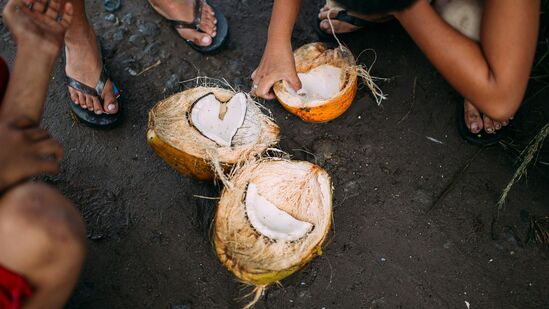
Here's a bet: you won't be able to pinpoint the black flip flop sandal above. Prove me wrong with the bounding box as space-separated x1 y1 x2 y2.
314 9 382 43
456 101 510 146
164 0 228 54
67 66 122 129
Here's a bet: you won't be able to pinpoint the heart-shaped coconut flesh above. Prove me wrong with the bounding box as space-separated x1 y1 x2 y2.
284 64 343 107
191 92 248 147
245 183 314 241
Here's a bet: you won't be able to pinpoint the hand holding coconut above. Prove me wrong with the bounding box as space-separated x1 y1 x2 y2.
250 0 302 100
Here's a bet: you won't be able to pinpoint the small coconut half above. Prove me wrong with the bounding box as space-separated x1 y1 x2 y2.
147 87 280 181
273 42 358 123
214 159 332 292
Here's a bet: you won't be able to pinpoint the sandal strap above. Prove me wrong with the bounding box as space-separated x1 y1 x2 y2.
67 66 111 103
171 0 203 31
334 10 372 28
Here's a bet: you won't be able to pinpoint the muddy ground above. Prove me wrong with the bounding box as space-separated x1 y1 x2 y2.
1 0 548 308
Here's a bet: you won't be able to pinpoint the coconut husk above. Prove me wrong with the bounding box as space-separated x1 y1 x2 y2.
214 158 333 307
273 42 358 123
147 87 280 182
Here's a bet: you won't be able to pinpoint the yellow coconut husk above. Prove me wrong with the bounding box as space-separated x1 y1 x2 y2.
213 158 333 308
147 87 280 181
273 42 358 123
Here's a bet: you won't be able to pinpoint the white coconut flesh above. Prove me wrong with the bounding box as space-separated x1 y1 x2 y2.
283 64 343 108
245 183 314 241
190 92 248 147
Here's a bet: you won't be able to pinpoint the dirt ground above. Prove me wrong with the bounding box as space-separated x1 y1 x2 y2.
1 0 548 308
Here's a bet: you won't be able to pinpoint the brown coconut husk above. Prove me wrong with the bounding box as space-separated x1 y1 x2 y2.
213 158 333 308
147 87 280 183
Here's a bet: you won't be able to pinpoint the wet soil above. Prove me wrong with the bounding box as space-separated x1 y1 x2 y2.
1 0 548 308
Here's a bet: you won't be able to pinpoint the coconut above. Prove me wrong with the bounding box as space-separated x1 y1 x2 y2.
440 0 483 41
147 87 280 181
273 42 359 123
214 159 332 307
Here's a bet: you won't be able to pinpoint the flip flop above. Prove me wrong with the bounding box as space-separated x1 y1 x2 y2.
456 101 510 146
66 42 122 129
159 0 228 54
314 9 386 43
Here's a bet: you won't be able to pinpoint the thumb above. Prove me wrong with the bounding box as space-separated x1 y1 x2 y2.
287 72 302 92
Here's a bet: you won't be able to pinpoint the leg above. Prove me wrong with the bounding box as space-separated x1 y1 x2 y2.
0 182 86 308
64 0 119 115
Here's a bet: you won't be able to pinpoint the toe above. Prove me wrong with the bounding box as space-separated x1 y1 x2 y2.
91 97 103 115
178 28 212 46
320 20 332 33
84 95 94 111
464 101 483 134
101 82 119 114
76 92 87 109
483 115 495 134
493 120 502 131
68 88 79 104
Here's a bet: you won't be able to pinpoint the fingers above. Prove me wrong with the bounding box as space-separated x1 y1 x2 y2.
253 77 276 100
287 72 302 91
9 116 37 129
24 127 51 141
35 138 64 161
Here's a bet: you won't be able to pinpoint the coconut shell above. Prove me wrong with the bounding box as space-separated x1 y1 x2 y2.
147 87 280 181
273 42 358 123
214 159 333 286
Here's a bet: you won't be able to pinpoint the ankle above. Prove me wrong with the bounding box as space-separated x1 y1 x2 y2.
65 26 95 47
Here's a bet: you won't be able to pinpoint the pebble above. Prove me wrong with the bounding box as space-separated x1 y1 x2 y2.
121 13 134 25
112 28 125 42
312 138 337 165
138 22 160 37
104 14 117 23
129 34 147 48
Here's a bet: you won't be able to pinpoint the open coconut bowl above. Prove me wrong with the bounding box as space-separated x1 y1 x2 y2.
147 87 280 181
273 42 358 123
214 159 333 287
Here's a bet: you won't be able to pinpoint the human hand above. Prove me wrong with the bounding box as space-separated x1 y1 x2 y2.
0 117 63 191
2 0 74 57
251 42 301 100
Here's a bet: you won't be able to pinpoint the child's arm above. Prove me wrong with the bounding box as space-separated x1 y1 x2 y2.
251 0 302 100
396 0 540 121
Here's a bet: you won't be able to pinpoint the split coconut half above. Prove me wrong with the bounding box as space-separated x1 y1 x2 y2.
214 159 332 305
147 87 280 181
273 42 358 123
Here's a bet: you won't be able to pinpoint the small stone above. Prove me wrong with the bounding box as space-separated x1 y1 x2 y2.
112 29 125 42
104 14 116 23
121 13 134 25
138 22 160 37
312 138 337 165
171 303 191 309
128 34 147 48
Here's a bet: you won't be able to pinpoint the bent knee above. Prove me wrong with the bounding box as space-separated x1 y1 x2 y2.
0 182 86 253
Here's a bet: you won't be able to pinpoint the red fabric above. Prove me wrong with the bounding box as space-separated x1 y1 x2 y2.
0 57 9 101
0 264 32 309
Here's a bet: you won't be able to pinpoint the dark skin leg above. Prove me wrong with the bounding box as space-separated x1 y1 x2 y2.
64 0 119 115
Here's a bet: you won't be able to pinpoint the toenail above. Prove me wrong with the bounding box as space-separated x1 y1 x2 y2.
486 128 494 133
95 110 103 115
201 36 211 44
471 124 478 131
107 104 116 111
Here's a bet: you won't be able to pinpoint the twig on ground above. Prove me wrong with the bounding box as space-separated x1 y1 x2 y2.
428 147 486 212
136 60 162 76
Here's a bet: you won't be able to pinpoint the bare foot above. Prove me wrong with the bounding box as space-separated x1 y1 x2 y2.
464 100 509 135
149 0 217 47
65 29 119 115
317 3 392 34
